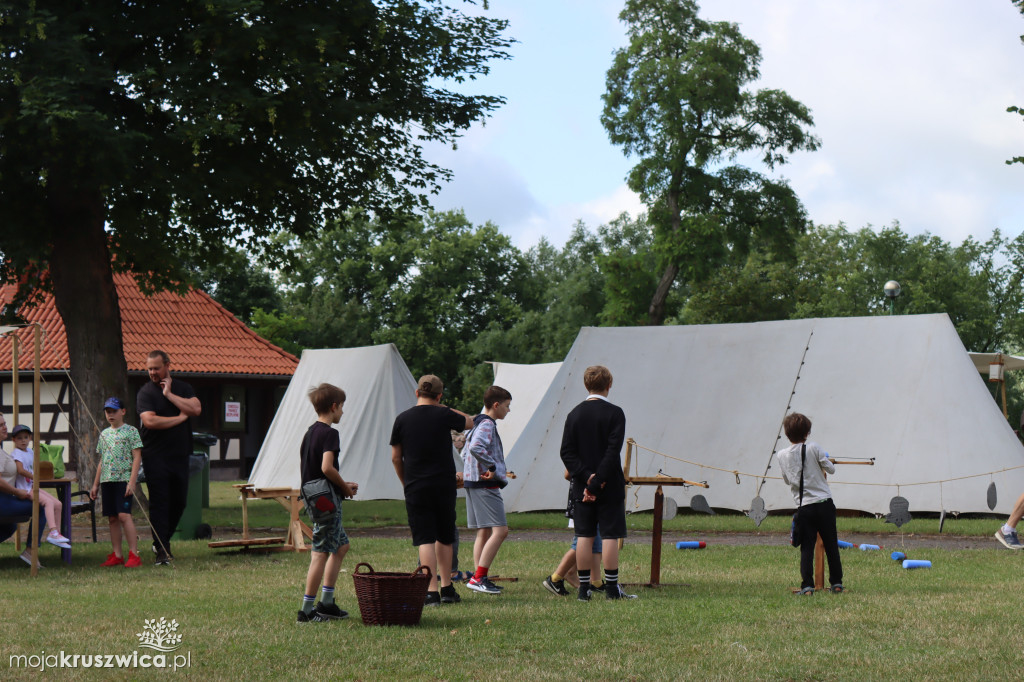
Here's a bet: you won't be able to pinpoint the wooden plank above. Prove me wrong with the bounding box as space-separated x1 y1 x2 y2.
248 487 295 499
208 537 287 548
624 476 708 487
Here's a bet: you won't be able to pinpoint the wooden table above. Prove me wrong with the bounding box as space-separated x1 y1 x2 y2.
208 484 311 552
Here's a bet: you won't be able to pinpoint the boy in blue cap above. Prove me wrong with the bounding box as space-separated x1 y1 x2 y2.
90 397 143 567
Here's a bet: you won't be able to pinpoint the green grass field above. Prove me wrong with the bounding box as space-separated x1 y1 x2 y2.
2 481 1022 680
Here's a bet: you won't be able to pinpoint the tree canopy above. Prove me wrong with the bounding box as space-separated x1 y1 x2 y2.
601 0 818 324
1010 0 1024 165
232 215 1024 418
0 0 511 475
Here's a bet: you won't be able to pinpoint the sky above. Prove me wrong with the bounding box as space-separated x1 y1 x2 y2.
425 0 1024 251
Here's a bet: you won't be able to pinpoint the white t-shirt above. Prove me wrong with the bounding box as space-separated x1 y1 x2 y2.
776 441 835 507
11 447 33 491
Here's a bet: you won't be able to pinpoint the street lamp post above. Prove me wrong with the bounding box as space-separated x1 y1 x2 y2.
883 280 901 315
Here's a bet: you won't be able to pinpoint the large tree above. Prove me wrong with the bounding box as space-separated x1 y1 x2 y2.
0 1 510 479
1010 0 1024 165
257 210 534 412
601 0 819 325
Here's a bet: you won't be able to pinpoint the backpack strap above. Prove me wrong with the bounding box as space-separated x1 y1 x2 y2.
797 443 806 508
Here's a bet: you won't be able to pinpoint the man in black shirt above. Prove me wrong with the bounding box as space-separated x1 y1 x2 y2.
137 350 201 565
391 374 473 605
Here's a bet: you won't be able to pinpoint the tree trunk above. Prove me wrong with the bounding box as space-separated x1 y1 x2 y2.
646 186 684 326
47 188 129 488
646 263 679 326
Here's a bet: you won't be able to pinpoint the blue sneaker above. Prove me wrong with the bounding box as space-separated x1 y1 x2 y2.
995 528 1023 549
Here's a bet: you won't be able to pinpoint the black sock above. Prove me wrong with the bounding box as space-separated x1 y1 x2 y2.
604 568 619 588
578 569 591 588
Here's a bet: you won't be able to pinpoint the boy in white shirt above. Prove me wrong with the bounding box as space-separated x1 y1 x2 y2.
776 413 843 595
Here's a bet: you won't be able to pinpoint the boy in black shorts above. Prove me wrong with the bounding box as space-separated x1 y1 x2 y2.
559 365 634 600
298 383 359 623
391 375 474 606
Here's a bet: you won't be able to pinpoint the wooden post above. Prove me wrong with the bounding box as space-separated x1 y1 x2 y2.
30 325 41 576
814 534 824 589
11 334 18 423
650 485 664 587
1002 378 1008 420
241 487 250 541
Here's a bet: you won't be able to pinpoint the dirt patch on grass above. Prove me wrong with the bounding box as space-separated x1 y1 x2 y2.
67 517 1001 552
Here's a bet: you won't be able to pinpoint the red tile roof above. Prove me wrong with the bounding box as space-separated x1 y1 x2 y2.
0 273 298 376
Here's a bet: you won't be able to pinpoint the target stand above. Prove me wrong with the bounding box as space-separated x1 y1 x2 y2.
810 459 874 589
622 438 709 588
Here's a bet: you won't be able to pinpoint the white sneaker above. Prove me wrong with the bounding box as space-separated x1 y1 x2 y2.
19 550 43 568
466 576 502 594
46 530 71 549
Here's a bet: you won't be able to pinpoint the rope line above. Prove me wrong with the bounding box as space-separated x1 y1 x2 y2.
632 441 1024 489
757 329 814 498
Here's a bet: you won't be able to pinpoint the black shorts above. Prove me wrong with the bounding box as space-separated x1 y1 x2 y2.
101 481 134 517
573 497 627 539
405 483 456 547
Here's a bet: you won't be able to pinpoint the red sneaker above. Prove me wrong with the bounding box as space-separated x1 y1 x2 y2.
124 551 142 568
100 552 124 567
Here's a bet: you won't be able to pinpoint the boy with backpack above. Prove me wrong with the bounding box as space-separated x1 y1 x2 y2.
463 386 512 595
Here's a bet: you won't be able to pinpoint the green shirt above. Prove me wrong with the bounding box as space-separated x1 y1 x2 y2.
97 424 143 483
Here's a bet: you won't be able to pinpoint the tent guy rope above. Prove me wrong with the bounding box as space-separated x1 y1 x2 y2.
631 440 1023 490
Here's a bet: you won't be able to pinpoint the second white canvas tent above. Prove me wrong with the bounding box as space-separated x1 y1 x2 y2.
489 361 562 467
248 344 417 500
503 314 1024 516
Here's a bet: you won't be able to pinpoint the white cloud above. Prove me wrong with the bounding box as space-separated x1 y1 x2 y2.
513 184 647 250
422 0 1024 253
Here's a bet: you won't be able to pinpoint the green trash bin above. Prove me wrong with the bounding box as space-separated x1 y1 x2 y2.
172 453 210 541
192 432 218 509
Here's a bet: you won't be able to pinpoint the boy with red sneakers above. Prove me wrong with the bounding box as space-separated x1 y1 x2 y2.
463 386 512 595
90 397 143 568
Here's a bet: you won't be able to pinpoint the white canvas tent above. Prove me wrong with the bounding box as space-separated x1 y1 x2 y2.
489 361 562 467
248 344 417 500
503 314 1024 516
968 352 1024 374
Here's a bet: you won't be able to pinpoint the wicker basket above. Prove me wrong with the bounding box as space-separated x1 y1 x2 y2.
352 562 432 626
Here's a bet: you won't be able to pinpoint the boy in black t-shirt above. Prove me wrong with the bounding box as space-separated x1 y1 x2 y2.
391 374 474 606
297 383 359 623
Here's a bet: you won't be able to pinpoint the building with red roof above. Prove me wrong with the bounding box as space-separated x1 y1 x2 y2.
0 273 298 472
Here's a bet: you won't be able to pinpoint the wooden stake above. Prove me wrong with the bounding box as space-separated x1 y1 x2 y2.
30 324 41 577
814 534 825 590
650 485 664 586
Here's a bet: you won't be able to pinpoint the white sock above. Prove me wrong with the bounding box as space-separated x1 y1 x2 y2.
1002 524 1016 535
